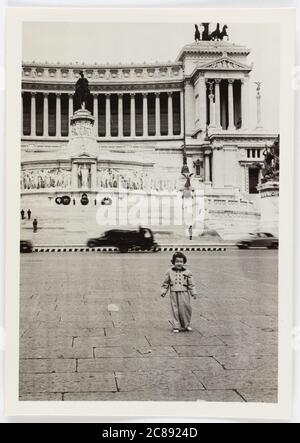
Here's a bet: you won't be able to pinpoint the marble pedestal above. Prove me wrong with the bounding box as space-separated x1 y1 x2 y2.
257 180 279 236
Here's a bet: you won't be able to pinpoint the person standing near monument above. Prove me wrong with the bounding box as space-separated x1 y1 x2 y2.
188 225 193 240
27 209 31 220
160 252 198 333
20 209 25 220
33 218 38 233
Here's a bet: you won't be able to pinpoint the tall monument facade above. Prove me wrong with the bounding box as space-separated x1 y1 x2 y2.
20 24 278 237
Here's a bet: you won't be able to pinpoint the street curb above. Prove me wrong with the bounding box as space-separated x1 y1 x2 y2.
31 245 229 253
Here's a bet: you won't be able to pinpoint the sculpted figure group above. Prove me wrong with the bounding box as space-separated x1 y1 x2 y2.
21 168 71 190
96 168 179 192
261 137 280 183
194 23 228 42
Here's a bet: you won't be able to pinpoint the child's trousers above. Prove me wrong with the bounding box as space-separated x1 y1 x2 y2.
170 291 192 329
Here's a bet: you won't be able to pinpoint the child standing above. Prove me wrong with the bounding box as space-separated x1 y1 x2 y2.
160 252 197 333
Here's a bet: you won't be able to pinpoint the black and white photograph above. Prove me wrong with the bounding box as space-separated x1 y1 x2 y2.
4 7 295 419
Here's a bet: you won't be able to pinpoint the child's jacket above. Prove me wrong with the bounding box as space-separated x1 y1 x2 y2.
161 267 197 297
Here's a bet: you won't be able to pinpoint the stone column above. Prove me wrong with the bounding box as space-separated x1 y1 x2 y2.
118 93 123 137
214 79 222 129
212 148 224 188
30 92 36 136
142 93 148 137
68 94 73 135
155 92 160 136
56 93 61 137
130 93 136 137
105 93 111 137
91 163 97 189
240 77 249 130
256 83 263 129
228 79 235 130
198 75 206 131
184 81 195 136
93 94 98 137
167 92 173 136
208 82 215 128
241 164 246 192
43 93 49 137
204 152 211 182
180 90 184 137
224 146 238 188
71 163 78 189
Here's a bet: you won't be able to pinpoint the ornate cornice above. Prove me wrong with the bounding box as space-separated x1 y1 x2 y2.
176 42 251 62
209 132 278 143
22 63 184 84
22 81 184 93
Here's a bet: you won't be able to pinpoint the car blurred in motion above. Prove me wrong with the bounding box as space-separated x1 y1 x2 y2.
87 227 158 253
236 232 278 249
20 240 33 253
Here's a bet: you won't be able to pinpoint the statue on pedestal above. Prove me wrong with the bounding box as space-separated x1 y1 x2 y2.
261 136 280 183
182 172 194 189
74 71 91 111
78 164 90 188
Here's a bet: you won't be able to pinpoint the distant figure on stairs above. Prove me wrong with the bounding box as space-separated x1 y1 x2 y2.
21 209 25 220
33 218 38 233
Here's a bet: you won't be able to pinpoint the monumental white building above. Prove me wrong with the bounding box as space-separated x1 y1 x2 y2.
20 33 278 242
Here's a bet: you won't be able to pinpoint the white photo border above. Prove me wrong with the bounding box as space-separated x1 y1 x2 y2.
5 6 295 419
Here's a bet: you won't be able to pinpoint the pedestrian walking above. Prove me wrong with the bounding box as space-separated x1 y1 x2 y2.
27 209 31 220
33 218 38 233
20 209 25 220
73 198 76 205
160 252 197 333
188 225 193 240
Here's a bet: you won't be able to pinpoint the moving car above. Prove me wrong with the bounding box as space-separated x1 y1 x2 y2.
236 232 278 249
87 227 158 253
20 240 33 253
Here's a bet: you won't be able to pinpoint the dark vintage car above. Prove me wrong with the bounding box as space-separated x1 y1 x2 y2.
236 232 278 249
20 240 33 253
87 227 158 253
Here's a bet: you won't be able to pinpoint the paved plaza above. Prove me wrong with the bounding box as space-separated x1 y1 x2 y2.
19 250 278 402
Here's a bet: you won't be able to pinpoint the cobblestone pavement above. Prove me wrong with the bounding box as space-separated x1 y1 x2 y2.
19 250 278 402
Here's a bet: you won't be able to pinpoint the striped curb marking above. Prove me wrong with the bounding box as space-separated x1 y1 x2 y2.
31 246 227 253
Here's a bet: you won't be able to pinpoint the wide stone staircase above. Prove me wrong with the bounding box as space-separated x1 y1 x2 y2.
20 195 261 246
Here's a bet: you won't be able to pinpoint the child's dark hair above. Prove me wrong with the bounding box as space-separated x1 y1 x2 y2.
171 251 187 265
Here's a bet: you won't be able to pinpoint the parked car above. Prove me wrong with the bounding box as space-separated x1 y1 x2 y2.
87 227 158 253
20 240 33 253
236 232 278 249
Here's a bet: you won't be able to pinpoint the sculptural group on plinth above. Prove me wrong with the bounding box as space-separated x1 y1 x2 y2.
261 136 280 183
194 23 229 42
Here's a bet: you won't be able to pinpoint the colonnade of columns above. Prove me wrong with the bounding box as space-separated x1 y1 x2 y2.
23 90 184 138
193 76 250 131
